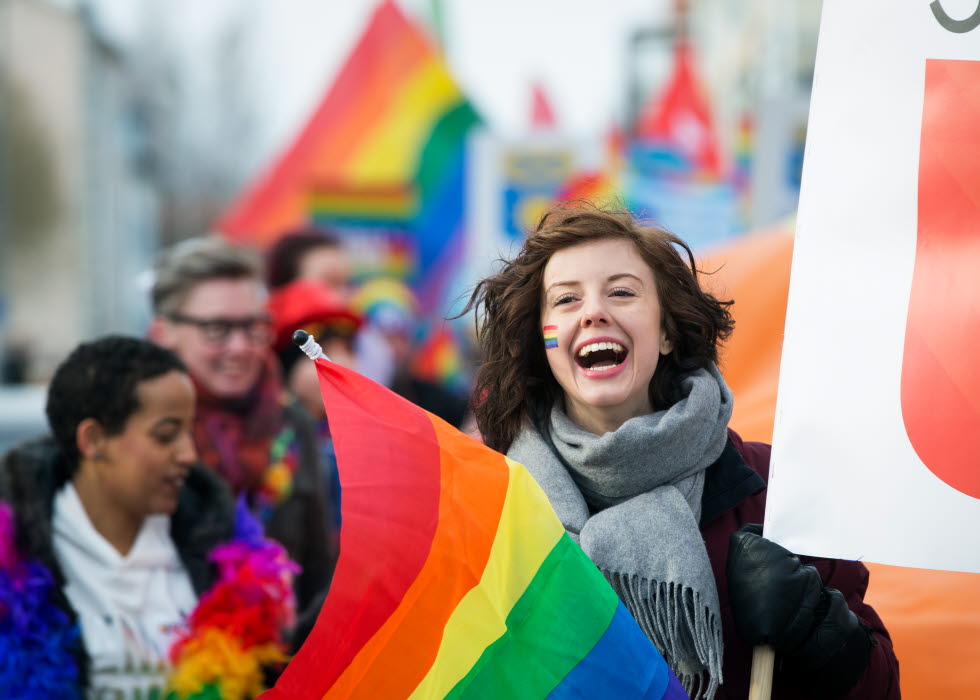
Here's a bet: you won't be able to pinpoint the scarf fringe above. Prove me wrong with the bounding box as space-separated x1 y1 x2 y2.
606 571 723 700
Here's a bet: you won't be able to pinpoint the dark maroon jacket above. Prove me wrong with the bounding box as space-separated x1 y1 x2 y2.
703 430 901 699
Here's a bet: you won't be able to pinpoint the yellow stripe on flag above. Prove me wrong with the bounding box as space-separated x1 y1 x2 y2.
345 58 462 185
409 459 565 699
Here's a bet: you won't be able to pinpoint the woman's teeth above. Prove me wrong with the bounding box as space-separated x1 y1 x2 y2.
578 341 625 358
590 363 619 371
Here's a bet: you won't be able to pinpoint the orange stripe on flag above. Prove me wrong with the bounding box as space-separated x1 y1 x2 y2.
304 45 429 186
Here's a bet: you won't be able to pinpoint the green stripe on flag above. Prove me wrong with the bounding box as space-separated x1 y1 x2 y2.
446 534 619 699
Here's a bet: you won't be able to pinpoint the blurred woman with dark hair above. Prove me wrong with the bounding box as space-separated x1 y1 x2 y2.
265 227 351 298
0 336 295 698
464 203 899 699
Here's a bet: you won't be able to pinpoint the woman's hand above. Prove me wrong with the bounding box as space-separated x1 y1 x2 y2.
727 523 823 651
727 524 873 695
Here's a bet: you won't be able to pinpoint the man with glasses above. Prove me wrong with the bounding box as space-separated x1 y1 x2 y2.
149 236 336 642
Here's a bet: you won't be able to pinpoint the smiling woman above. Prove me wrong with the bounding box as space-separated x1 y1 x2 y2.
0 336 300 698
467 203 732 454
464 202 900 699
540 238 674 435
0 337 236 697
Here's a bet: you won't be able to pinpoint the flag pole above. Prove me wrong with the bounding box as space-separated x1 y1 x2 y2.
293 329 330 361
748 645 775 700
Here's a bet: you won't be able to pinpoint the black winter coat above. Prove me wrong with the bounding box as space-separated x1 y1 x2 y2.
264 400 336 613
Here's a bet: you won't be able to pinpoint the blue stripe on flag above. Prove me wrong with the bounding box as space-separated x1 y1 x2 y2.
547 602 682 699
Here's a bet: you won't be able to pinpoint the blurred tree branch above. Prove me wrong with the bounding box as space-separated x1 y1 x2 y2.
129 0 257 244
1 72 61 243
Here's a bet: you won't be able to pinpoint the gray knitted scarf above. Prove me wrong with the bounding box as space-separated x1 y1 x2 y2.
507 365 733 700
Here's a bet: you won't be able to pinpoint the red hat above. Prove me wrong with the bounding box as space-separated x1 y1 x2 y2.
267 280 362 351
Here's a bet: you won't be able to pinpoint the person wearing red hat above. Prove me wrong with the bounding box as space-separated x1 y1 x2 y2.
268 279 362 418
265 227 397 388
267 279 363 573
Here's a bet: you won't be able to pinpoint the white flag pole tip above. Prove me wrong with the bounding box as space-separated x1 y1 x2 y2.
292 329 329 361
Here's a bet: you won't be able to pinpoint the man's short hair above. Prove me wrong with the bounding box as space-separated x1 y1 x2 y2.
151 236 263 316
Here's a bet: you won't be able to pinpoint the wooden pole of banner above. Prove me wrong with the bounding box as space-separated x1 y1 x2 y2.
748 645 775 700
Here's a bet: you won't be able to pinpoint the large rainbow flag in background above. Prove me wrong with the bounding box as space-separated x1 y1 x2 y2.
218 0 478 323
261 357 686 699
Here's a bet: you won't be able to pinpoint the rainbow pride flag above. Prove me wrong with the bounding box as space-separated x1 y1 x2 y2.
558 170 620 207
218 0 478 322
410 322 468 393
543 324 559 350
261 358 686 699
557 125 624 207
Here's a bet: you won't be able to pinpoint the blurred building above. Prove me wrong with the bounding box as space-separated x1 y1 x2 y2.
628 1 821 231
0 0 162 383
693 1 820 228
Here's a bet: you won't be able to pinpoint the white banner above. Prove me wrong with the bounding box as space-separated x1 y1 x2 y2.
765 0 980 573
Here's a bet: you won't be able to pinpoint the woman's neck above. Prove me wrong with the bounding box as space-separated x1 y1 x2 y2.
72 467 143 557
564 396 652 436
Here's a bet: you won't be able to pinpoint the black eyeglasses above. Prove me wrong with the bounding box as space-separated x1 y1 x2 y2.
167 313 274 345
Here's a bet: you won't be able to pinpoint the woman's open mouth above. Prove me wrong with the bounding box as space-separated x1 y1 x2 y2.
575 341 629 372
162 473 186 495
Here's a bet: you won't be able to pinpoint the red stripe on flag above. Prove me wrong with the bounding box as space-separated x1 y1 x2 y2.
264 359 442 697
902 58 980 499
325 413 510 697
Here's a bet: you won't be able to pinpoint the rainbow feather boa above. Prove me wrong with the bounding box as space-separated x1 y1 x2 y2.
0 498 298 700
0 503 81 699
168 497 300 699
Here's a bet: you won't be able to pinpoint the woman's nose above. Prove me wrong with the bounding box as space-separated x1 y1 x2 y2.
176 432 198 466
580 298 609 328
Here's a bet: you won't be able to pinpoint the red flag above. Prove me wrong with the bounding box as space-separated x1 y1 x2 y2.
634 42 722 177
530 82 557 129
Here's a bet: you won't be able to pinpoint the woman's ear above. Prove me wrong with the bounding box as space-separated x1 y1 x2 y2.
147 316 171 346
76 418 107 462
658 309 675 356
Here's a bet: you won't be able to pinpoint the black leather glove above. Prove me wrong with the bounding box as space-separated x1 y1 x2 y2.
727 523 823 652
728 524 873 695
786 588 873 695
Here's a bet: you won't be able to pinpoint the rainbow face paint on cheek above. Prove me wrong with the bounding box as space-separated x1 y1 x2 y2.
543 325 558 349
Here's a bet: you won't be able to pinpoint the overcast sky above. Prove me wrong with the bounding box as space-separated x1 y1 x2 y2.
94 0 670 174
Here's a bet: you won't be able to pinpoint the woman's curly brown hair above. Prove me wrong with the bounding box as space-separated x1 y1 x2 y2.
463 202 734 453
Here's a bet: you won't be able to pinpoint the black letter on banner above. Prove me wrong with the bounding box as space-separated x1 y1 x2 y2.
930 0 980 32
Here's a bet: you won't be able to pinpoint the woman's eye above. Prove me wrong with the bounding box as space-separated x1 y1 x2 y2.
554 294 577 306
153 431 178 445
610 288 636 297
